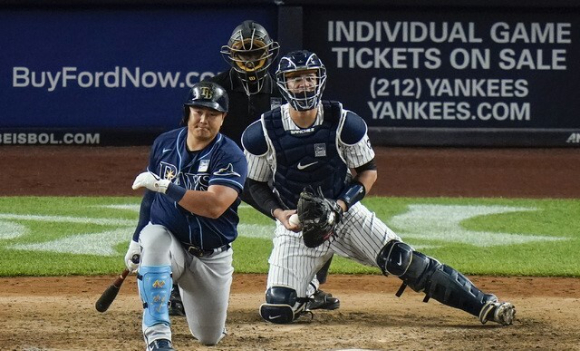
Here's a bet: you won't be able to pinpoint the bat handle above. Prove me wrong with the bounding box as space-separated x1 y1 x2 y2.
120 268 130 279
113 269 131 287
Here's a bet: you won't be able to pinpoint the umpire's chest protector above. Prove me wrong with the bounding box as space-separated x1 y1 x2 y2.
263 101 349 208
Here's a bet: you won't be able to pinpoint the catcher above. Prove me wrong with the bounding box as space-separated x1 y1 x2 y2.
241 50 516 325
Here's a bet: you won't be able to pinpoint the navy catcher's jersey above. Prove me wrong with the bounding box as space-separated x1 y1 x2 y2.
147 127 247 249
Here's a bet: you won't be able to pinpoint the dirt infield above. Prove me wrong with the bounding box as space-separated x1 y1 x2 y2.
1 146 580 350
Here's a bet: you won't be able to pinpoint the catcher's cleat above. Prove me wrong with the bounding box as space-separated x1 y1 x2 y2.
479 301 516 326
148 338 175 351
168 284 186 317
308 289 340 310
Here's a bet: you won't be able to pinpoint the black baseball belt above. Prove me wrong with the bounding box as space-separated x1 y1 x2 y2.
183 243 230 258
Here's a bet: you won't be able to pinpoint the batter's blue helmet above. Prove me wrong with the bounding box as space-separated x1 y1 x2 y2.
182 81 229 125
185 81 229 112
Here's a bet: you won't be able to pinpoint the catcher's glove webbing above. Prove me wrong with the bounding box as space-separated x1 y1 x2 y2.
297 187 343 248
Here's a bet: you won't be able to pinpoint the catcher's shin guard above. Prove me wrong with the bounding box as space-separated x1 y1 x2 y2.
377 240 496 317
260 287 309 324
138 265 172 328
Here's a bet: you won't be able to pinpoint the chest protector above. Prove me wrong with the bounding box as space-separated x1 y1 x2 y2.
263 100 349 209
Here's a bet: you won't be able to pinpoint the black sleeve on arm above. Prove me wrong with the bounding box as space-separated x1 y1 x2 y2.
247 178 283 216
132 190 154 242
354 159 377 174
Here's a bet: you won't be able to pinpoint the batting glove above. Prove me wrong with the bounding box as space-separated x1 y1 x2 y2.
124 240 141 272
132 171 170 193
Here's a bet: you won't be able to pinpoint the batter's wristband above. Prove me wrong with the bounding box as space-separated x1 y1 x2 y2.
166 183 187 203
338 181 366 210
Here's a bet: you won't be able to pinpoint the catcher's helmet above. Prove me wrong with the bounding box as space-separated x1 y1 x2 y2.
220 20 279 95
276 50 327 111
182 81 229 124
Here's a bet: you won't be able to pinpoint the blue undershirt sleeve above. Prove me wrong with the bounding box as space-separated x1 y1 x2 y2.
132 190 154 242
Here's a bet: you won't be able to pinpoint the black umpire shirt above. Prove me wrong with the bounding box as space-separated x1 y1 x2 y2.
207 69 283 148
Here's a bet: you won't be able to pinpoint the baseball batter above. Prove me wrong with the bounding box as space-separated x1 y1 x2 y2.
242 50 516 326
125 81 247 351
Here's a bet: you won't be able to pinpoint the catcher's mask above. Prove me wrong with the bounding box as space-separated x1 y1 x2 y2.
220 20 280 95
181 81 229 125
276 50 327 111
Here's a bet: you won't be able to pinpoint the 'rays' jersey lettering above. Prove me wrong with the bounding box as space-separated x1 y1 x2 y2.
147 128 247 249
179 173 210 191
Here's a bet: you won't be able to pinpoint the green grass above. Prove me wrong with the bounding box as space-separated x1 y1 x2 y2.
0 196 578 277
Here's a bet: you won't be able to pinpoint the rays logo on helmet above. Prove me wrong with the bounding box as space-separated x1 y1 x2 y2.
198 86 213 100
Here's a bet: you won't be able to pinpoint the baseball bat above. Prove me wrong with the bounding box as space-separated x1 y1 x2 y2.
95 254 139 313
95 268 131 312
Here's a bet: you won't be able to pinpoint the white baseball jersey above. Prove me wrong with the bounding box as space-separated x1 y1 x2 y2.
244 103 400 304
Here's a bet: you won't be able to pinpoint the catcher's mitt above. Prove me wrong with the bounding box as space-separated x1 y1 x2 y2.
297 187 343 248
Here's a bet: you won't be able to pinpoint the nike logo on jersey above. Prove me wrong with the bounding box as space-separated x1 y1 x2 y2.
297 161 318 170
162 148 172 153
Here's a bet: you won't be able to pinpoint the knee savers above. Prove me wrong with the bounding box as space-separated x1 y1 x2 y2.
260 287 307 324
376 240 493 317
377 240 438 292
138 265 172 328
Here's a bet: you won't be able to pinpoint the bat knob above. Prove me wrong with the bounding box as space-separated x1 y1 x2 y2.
131 254 140 264
95 301 107 313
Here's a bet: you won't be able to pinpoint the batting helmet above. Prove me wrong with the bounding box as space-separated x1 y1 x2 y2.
220 20 279 95
276 50 327 111
182 82 229 125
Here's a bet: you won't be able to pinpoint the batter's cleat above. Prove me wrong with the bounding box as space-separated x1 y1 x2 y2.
479 301 516 325
307 289 340 310
148 338 175 351
168 284 185 317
